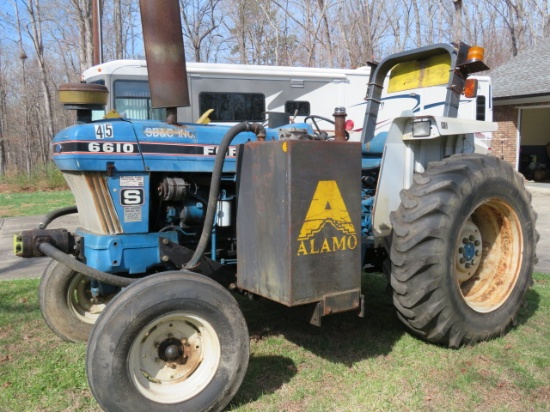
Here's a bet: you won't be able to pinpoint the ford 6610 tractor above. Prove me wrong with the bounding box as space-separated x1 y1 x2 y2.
14 2 537 411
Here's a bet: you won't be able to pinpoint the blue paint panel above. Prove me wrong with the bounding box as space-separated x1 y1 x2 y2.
134 121 289 173
362 158 382 169
52 118 315 173
363 131 388 154
77 230 178 274
107 173 150 233
52 119 145 172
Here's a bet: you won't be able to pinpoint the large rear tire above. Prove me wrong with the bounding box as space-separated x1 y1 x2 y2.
389 154 538 347
39 261 114 343
86 271 249 412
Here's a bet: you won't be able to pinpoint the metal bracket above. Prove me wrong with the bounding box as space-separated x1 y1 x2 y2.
308 289 363 327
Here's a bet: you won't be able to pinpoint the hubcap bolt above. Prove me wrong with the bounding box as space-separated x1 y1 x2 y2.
165 344 181 361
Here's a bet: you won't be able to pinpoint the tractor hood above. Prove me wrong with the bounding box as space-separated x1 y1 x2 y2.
52 118 282 173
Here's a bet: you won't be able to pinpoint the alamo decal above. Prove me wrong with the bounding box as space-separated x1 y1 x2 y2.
297 180 357 256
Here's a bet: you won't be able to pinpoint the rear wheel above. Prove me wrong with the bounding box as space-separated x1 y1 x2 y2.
86 271 249 412
389 154 537 347
39 261 114 343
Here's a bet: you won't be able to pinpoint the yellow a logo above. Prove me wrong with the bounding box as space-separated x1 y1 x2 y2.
298 180 355 240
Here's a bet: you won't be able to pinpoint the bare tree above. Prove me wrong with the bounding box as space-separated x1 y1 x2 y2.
0 50 6 175
0 0 548 175
114 0 124 59
68 0 94 71
271 0 340 66
485 0 531 56
386 0 413 52
412 0 422 47
180 0 222 62
329 0 390 68
23 0 56 163
12 1 33 174
225 0 287 65
453 0 463 42
99 0 142 61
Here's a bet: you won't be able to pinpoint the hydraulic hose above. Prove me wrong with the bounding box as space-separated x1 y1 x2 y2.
38 206 78 229
35 207 135 287
184 122 265 269
38 242 135 287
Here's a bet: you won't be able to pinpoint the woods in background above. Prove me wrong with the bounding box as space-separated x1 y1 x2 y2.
0 0 548 174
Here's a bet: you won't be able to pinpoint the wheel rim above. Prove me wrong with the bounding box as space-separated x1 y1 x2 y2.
67 274 107 324
454 198 523 313
128 312 221 404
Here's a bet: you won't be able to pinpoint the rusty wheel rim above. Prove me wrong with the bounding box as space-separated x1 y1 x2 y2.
67 274 106 324
128 312 221 404
454 199 523 313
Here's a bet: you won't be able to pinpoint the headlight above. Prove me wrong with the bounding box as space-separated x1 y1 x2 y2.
412 120 431 137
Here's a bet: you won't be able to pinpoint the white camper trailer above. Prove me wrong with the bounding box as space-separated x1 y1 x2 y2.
82 59 492 148
81 60 370 131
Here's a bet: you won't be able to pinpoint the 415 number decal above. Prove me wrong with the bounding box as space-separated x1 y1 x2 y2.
94 123 114 139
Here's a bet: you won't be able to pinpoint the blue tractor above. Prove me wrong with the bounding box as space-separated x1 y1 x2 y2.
14 3 537 411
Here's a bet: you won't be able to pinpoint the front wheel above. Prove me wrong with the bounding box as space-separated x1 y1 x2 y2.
86 271 249 412
389 154 538 347
39 260 115 343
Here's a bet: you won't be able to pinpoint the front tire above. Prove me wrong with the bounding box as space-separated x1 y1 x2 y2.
39 261 114 343
389 154 537 347
86 271 249 412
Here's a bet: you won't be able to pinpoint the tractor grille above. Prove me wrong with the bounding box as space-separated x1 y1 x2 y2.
63 172 123 234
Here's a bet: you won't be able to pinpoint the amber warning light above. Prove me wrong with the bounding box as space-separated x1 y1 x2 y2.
457 45 489 76
467 46 484 63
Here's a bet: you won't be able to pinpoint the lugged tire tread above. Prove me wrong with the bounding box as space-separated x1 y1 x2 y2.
386 154 538 347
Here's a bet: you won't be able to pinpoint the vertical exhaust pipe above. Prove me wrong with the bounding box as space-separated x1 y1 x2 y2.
139 0 190 123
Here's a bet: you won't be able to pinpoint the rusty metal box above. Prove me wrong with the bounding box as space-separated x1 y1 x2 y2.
236 140 361 308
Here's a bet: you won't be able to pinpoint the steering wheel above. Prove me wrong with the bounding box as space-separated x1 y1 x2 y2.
304 115 349 141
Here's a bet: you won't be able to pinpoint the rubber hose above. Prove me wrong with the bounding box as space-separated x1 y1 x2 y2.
38 206 78 229
184 122 265 269
38 242 135 287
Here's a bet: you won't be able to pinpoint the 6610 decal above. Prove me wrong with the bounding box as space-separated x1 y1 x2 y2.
88 142 136 153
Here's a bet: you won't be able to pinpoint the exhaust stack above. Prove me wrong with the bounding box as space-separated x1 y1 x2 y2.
139 0 190 122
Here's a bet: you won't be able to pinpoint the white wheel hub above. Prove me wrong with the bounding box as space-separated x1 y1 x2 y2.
128 312 221 404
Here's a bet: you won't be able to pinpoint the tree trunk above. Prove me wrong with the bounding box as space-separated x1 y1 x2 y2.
0 59 6 175
114 0 123 59
69 0 93 71
26 0 55 163
13 1 32 174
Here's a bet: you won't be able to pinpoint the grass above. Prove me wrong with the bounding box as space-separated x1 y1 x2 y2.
0 273 548 411
0 164 74 218
0 191 75 218
0 163 68 193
